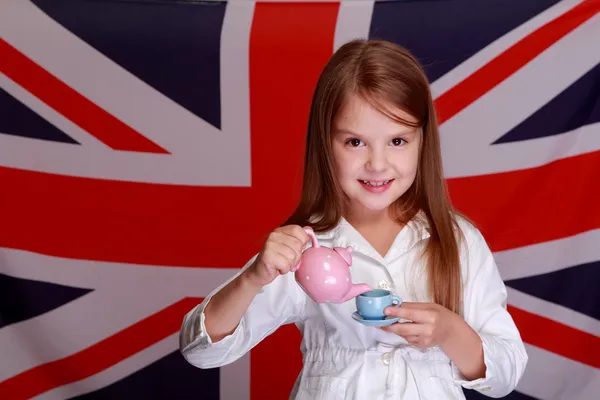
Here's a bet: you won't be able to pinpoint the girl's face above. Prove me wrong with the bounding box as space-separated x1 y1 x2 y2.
331 94 421 218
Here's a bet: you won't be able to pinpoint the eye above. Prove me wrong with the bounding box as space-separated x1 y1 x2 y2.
346 138 364 147
390 138 406 146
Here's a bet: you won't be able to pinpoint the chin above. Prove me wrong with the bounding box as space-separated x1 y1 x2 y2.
355 198 396 214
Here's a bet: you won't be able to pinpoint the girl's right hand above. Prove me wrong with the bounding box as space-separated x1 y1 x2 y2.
245 225 311 288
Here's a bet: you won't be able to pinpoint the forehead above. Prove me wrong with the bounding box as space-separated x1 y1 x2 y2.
333 94 418 136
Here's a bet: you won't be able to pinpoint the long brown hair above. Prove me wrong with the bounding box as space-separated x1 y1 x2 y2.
284 39 464 315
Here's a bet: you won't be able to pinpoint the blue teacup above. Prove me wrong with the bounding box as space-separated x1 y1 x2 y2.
355 289 402 320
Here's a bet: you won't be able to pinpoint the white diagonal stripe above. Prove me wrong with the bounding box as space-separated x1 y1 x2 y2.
0 247 240 295
0 72 110 148
516 344 600 400
30 333 251 400
0 248 242 381
494 228 600 281
0 0 207 153
431 0 585 97
0 289 174 381
28 334 181 400
0 131 247 186
450 122 600 177
440 13 600 177
507 287 600 338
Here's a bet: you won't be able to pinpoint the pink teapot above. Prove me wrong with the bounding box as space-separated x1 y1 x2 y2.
292 228 372 303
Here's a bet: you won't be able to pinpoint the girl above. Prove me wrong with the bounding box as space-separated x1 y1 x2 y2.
180 39 528 399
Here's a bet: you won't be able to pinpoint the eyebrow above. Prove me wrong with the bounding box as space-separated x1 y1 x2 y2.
333 128 418 137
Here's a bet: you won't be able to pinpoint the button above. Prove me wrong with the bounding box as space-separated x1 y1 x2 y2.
381 352 391 365
378 280 391 290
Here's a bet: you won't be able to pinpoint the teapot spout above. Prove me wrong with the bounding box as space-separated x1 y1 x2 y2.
339 284 372 303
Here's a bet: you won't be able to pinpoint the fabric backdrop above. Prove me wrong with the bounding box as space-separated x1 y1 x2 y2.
0 0 598 399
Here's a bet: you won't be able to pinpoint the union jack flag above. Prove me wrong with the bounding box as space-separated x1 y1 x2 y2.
0 0 598 399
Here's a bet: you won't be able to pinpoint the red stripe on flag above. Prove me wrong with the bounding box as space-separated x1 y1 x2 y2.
508 305 600 368
0 297 202 399
248 2 340 400
434 0 600 124
0 164 300 268
0 39 169 153
448 150 600 252
0 167 251 267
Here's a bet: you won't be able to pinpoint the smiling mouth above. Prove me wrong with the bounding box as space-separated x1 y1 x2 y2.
359 179 394 186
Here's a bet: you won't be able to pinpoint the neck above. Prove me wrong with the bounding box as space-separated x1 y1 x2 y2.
345 206 398 230
345 205 405 258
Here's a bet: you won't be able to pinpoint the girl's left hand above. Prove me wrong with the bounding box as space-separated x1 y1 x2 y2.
380 302 460 349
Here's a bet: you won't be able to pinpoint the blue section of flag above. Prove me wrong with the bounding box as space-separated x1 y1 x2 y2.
70 350 220 400
31 0 226 129
465 388 538 399
506 261 599 320
0 273 91 329
0 88 79 144
495 63 600 143
369 0 561 83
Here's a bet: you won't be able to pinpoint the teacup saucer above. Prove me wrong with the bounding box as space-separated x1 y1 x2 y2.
352 311 399 327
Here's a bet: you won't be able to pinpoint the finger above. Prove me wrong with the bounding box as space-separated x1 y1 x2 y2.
398 302 434 310
282 225 310 246
277 239 300 260
405 335 421 346
264 252 293 274
272 233 305 260
275 246 297 269
267 233 298 258
274 252 295 274
384 306 431 323
381 322 423 337
281 227 310 268
285 235 306 257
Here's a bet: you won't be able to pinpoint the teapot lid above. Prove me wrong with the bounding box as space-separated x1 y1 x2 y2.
333 247 353 265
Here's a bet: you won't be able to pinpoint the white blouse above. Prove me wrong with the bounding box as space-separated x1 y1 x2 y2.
179 214 528 399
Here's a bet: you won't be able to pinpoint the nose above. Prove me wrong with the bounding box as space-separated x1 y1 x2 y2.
365 148 387 173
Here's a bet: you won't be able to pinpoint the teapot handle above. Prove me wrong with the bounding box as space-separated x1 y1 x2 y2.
304 228 320 248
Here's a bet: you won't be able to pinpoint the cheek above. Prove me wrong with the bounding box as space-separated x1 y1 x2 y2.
333 151 361 178
408 155 419 176
396 148 420 172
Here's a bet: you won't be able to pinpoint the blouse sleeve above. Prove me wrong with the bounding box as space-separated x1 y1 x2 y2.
452 222 529 397
179 254 307 369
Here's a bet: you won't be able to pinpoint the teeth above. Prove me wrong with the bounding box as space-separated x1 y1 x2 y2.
361 180 390 186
